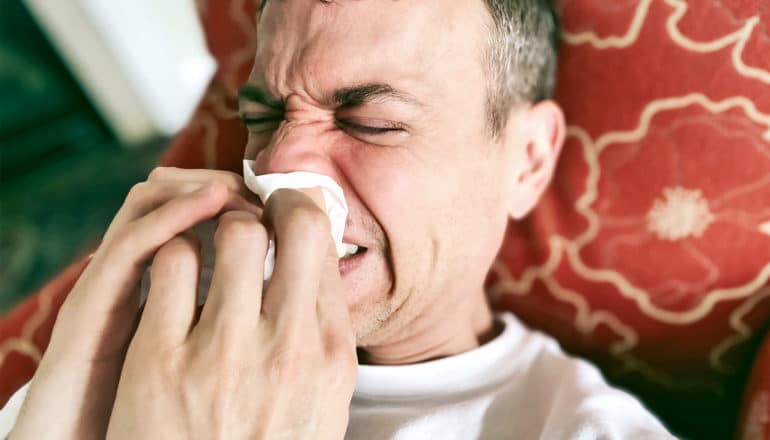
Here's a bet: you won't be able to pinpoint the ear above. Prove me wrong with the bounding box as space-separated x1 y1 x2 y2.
503 100 565 219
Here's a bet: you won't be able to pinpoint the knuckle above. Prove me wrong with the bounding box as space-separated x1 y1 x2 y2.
216 171 246 191
215 212 268 247
133 344 182 385
153 236 199 272
325 337 354 363
147 166 176 181
205 328 242 365
323 340 357 389
266 348 305 383
157 351 183 382
125 181 151 204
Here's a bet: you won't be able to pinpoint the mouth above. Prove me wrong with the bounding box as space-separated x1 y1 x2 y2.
340 243 366 259
338 242 368 275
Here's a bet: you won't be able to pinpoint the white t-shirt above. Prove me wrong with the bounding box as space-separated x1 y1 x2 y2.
0 312 675 439
348 312 674 439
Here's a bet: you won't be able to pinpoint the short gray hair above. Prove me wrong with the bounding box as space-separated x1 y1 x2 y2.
482 0 560 137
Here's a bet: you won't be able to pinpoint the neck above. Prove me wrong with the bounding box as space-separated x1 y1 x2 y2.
359 290 495 365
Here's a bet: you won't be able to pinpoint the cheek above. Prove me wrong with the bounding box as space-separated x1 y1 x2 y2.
340 143 487 267
341 146 444 277
336 136 511 294
345 147 433 241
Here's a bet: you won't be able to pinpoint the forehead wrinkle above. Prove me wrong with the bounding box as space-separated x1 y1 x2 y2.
256 0 487 113
257 1 340 103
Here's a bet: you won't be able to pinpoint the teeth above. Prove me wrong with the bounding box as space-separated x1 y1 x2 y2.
340 243 360 259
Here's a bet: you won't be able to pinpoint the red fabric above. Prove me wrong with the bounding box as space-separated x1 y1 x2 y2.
159 82 247 173
157 0 256 172
487 1 770 437
2 1 769 438
0 257 89 405
197 0 259 96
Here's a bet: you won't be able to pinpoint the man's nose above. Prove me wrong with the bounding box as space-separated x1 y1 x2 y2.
252 121 339 179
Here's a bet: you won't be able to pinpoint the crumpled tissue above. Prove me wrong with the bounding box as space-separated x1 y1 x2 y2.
242 159 351 280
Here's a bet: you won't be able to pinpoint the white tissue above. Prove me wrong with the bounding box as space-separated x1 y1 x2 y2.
140 163 349 306
242 159 350 281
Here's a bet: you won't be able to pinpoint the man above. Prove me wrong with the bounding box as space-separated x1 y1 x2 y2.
3 0 675 438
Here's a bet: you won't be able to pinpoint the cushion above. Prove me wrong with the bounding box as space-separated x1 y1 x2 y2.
489 1 770 436
0 257 89 406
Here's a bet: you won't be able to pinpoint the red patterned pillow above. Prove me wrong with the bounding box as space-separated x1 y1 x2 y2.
487 0 770 436
157 0 258 172
0 257 89 407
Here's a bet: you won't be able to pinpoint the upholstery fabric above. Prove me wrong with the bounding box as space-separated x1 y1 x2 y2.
0 257 89 408
487 0 770 437
499 0 770 382
1 1 768 438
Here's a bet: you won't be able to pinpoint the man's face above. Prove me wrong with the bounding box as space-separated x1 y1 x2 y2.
242 0 519 345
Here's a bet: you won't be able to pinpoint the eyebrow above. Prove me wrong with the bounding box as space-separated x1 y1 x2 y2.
238 82 422 110
333 83 422 108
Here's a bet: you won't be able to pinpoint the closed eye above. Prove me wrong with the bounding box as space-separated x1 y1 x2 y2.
336 119 405 135
241 114 283 133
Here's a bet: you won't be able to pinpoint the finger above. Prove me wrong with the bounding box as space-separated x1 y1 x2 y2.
261 189 336 323
106 181 260 242
147 167 255 200
136 234 201 348
316 253 356 353
197 210 268 337
68 183 228 314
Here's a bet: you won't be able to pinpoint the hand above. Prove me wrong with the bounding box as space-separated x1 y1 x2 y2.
10 168 259 440
106 189 357 440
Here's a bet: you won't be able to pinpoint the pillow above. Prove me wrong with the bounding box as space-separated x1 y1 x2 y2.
0 258 88 406
487 0 770 436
